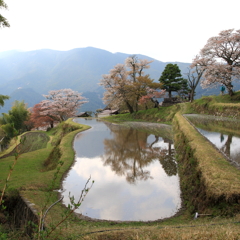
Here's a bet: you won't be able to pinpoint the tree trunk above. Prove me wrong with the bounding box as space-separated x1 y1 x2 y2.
226 83 234 96
135 95 141 112
125 101 134 113
150 98 159 108
190 88 195 102
135 102 138 112
168 91 172 99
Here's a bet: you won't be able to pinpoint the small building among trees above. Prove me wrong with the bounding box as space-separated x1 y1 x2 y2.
97 109 119 117
76 112 91 117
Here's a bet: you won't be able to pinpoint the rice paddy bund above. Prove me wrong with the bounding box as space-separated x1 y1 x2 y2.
1 93 240 239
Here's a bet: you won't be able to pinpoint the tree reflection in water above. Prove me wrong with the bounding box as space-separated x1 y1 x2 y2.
101 122 177 184
62 118 182 221
220 134 232 157
159 139 177 176
185 114 240 165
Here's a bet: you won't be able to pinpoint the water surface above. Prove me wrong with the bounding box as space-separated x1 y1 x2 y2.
185 114 240 166
61 118 181 221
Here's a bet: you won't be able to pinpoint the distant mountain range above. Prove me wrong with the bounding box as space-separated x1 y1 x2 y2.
0 47 239 113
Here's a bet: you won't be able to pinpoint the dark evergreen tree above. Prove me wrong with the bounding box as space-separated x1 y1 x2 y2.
159 63 186 99
177 79 190 100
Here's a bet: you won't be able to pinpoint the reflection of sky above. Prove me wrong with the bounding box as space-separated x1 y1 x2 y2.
151 138 173 149
62 118 181 221
74 118 111 158
197 128 240 163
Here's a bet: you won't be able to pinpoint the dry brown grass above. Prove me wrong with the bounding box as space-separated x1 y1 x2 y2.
213 102 240 108
80 216 240 240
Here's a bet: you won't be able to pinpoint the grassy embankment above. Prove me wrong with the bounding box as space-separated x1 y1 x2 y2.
174 93 240 215
103 103 182 124
0 119 90 191
0 119 91 239
191 91 240 119
1 92 240 239
173 112 240 214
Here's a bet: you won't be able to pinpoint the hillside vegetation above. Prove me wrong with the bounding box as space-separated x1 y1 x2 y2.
0 47 191 113
191 93 240 119
1 93 240 239
2 47 240 114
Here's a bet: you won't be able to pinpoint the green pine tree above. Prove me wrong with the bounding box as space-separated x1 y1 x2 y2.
159 63 186 99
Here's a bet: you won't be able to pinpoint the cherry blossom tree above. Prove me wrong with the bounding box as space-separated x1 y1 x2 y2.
125 55 153 82
39 89 88 122
132 75 164 109
192 29 240 96
100 63 133 112
29 103 56 129
138 87 166 108
100 56 161 113
124 56 155 112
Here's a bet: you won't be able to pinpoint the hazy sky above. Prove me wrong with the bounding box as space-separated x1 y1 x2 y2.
0 0 239 63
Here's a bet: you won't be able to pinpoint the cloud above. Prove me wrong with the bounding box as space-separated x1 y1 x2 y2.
1 0 240 62
62 155 181 221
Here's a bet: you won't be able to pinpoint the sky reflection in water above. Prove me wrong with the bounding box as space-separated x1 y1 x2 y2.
185 114 240 165
197 129 240 164
61 118 181 221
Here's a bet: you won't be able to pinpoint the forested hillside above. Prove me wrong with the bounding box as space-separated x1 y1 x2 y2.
0 47 239 113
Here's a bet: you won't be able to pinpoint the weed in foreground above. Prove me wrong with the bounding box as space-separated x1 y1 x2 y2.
34 176 94 240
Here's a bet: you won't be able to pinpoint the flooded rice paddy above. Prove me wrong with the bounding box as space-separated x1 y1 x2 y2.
61 118 181 221
185 114 240 167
